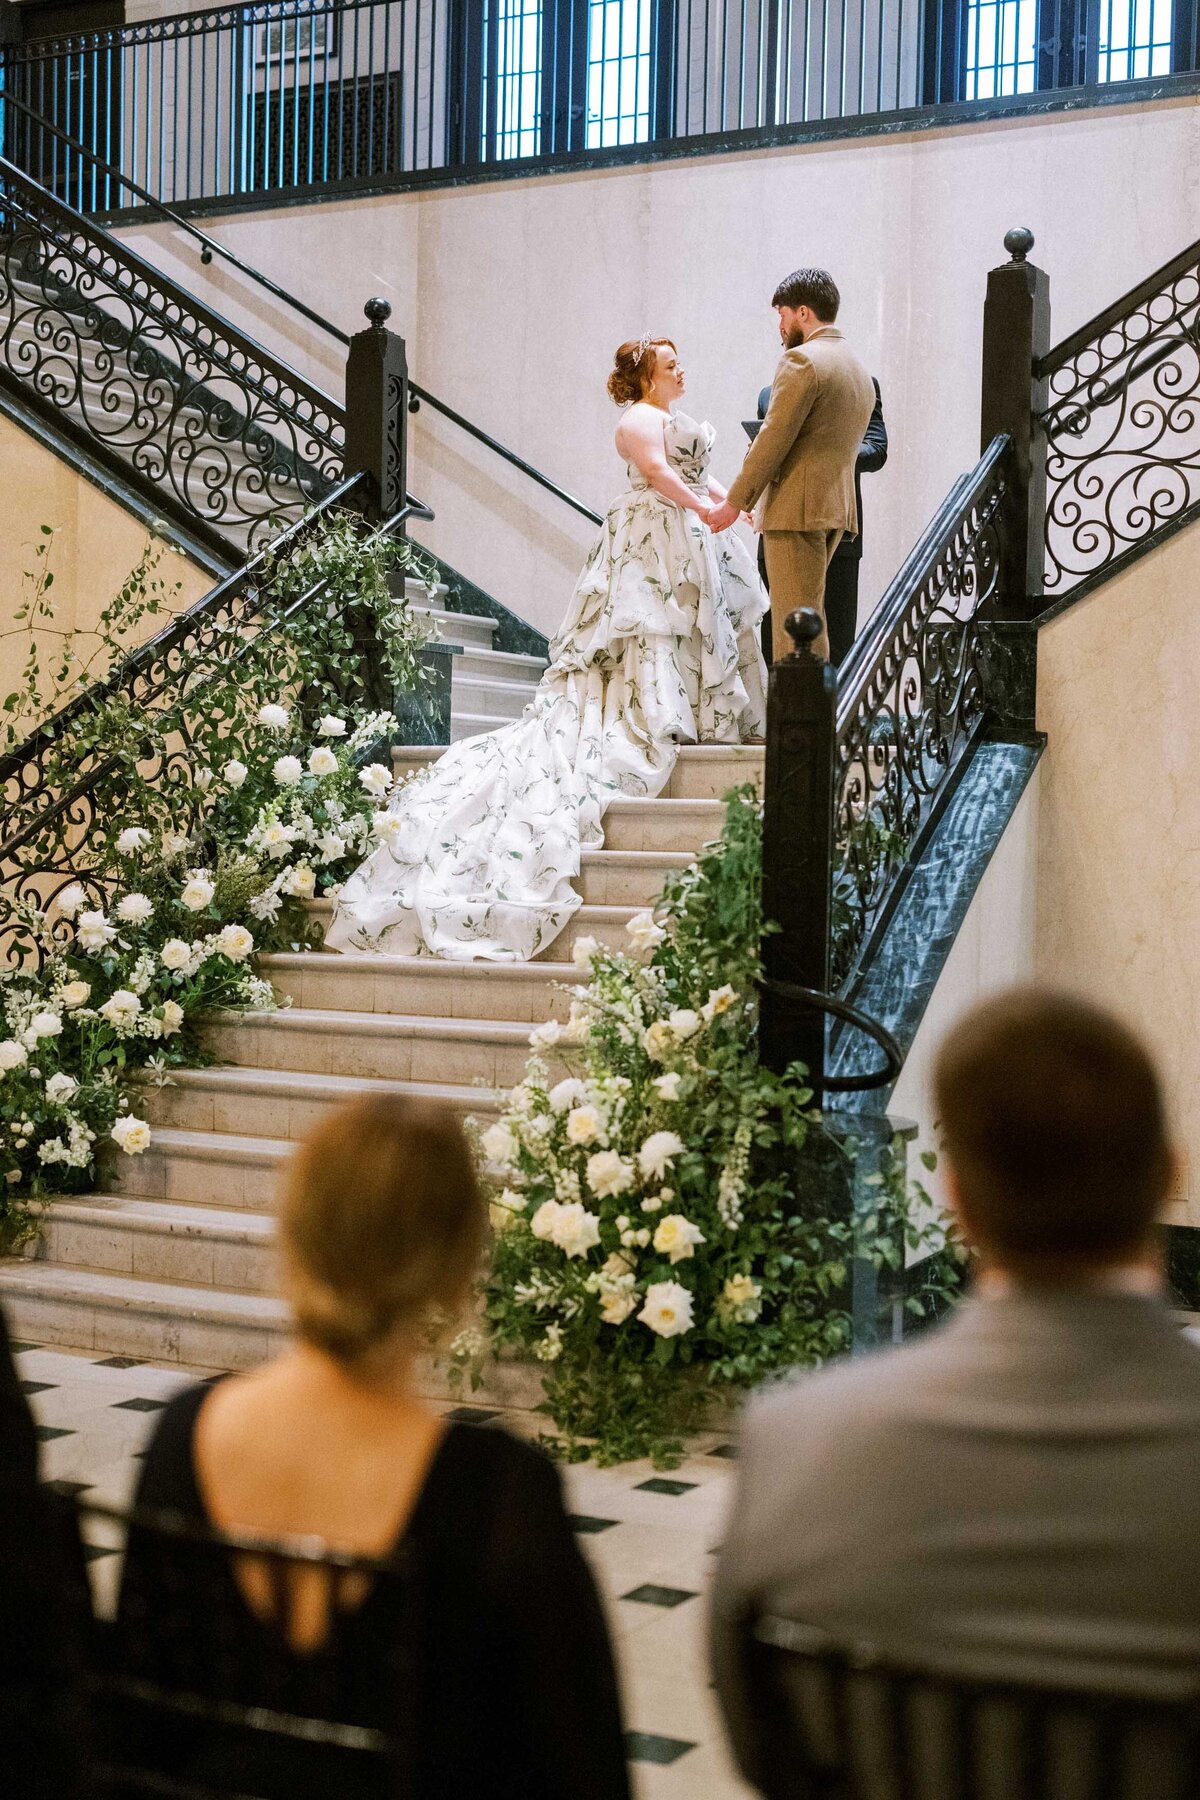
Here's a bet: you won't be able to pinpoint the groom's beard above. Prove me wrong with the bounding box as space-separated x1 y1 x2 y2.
783 325 807 349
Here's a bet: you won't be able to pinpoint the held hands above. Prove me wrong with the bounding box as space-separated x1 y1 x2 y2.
703 499 740 534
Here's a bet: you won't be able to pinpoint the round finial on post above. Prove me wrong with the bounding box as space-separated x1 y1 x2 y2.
785 609 823 657
1003 227 1034 264
364 296 392 328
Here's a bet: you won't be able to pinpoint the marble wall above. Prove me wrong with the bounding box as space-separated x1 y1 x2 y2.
114 89 1200 633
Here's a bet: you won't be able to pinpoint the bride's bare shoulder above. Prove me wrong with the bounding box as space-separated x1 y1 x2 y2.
614 402 666 453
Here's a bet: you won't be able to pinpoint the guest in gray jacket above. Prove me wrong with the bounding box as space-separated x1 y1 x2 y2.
711 988 1200 1792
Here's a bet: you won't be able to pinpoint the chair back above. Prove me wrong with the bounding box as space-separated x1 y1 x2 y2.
747 1615 1200 1800
80 1499 417 1800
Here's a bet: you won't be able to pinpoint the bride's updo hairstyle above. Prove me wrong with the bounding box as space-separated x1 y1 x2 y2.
608 337 676 406
280 1094 484 1366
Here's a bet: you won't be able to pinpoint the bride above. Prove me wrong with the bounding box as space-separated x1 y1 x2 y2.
326 337 769 963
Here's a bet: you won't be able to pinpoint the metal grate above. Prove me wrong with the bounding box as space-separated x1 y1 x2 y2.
586 0 653 147
488 0 544 159
964 0 1037 97
1096 0 1174 79
249 70 402 190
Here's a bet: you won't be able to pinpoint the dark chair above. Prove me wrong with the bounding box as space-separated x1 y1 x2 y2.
744 1614 1200 1800
79 1499 417 1800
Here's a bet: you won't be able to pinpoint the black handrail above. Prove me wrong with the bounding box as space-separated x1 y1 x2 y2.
757 980 903 1092
1037 234 1200 380
3 92 605 531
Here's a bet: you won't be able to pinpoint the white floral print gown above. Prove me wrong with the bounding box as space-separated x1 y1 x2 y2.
326 411 769 962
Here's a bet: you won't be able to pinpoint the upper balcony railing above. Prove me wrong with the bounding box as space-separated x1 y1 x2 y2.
1 0 1197 214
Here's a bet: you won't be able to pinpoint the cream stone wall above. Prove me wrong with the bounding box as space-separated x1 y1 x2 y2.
116 89 1200 633
0 415 213 717
1035 524 1200 1226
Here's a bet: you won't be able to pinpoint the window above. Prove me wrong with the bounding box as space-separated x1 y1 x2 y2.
1095 0 1174 78
490 0 545 157
963 0 1036 97
586 0 654 147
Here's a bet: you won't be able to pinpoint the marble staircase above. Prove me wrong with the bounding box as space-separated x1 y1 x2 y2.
412 585 550 736
0 743 764 1371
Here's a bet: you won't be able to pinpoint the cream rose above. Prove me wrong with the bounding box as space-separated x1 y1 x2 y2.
668 1008 701 1039
307 746 339 777
180 873 215 913
222 758 249 787
111 1114 152 1155
481 1122 519 1167
317 715 348 738
643 1020 674 1061
572 935 600 969
651 1072 683 1102
160 938 193 971
550 1202 602 1259
359 763 392 798
59 981 91 1010
0 1040 28 1071
214 924 254 962
586 1150 635 1199
565 1105 605 1148
625 910 666 955
638 1280 695 1338
282 865 316 899
160 1000 185 1036
652 1213 705 1265
75 910 117 952
600 1291 637 1326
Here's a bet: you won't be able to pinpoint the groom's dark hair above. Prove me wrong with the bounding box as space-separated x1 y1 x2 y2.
771 268 840 321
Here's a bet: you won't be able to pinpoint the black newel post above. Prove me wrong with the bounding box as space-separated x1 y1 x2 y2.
980 226 1051 615
758 609 837 1103
345 295 409 525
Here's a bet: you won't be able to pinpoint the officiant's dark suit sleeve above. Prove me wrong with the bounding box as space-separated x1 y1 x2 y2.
727 350 819 514
834 378 888 566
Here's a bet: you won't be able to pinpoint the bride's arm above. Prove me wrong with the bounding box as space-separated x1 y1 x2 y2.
706 476 728 502
616 408 709 516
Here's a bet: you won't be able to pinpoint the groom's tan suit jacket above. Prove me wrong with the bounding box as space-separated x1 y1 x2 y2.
727 325 875 530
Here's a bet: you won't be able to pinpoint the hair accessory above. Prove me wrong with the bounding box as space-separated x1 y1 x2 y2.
636 332 653 362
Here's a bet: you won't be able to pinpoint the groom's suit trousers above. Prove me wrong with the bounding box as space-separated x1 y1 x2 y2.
762 529 843 662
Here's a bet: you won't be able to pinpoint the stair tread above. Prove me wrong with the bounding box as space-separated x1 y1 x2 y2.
258 950 580 978
44 1194 273 1240
208 1007 550 1040
0 1259 289 1320
131 1125 294 1163
144 1065 505 1106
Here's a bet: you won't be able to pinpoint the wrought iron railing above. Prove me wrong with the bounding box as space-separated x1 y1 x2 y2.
3 0 1195 215
0 153 345 555
1039 236 1200 602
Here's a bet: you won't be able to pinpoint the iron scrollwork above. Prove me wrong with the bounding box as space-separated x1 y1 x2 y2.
832 441 1009 985
1040 244 1200 597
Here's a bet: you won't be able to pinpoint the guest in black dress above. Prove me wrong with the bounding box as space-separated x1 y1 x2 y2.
116 1095 631 1800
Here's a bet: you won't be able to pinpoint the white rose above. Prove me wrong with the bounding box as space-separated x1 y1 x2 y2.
638 1279 695 1339
161 830 191 859
652 1072 683 1102
256 702 290 731
600 1291 637 1326
586 1150 635 1199
115 827 151 855
643 1020 675 1061
160 1000 184 1036
359 763 392 799
273 755 303 787
668 1008 701 1040
194 767 214 792
116 893 154 925
27 1011 63 1041
307 746 339 777
282 865 316 899
652 1213 706 1265
530 1200 561 1242
59 981 91 1010
529 1019 562 1051
637 1130 684 1183
371 814 403 847
180 873 215 913
548 1077 588 1115
572 935 600 969
222 758 249 788
75 910 117 952
550 1202 602 1259
565 1105 605 1148
702 983 738 1022
481 1123 519 1167
55 883 87 920
317 715 347 738
214 924 254 962
45 1072 78 1105
160 938 193 971
99 989 142 1029
111 1114 151 1155
625 910 666 955
0 1040 28 1071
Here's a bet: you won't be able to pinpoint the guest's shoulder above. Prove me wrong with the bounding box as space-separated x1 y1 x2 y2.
134 1378 221 1511
439 1418 566 1500
740 1328 955 1451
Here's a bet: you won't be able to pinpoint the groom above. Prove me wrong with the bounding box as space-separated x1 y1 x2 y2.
707 268 875 663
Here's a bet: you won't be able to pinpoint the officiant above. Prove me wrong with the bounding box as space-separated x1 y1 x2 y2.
753 376 888 668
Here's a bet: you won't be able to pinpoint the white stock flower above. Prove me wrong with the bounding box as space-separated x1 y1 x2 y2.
160 938 193 972
481 1122 519 1167
571 935 600 970
565 1105 605 1148
638 1280 695 1339
643 1020 674 1062
548 1077 588 1115
550 1202 602 1259
529 1019 562 1051
637 1131 684 1183
257 821 294 859
99 990 142 1030
586 1150 635 1199
0 1040 28 1071
668 1008 701 1040
625 911 666 955
26 1011 63 1042
600 1290 637 1326
281 865 316 899
273 755 304 787
214 924 254 962
257 702 290 731
76 910 117 952
55 883 87 920
59 980 91 1010
161 830 191 860
359 763 392 799
308 746 339 777
160 1000 185 1037
535 1325 564 1363
651 1072 683 1103
115 827 151 855
111 1115 151 1155
116 893 154 925
222 758 249 788
652 1213 705 1265
702 984 738 1022
45 1072 78 1105
316 832 347 863
317 715 347 738
180 873 215 913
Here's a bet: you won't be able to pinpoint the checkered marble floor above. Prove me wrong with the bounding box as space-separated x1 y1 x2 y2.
15 1340 754 1800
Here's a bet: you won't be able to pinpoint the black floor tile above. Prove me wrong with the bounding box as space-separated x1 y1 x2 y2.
635 1478 697 1496
111 1397 168 1413
35 1426 74 1442
570 1514 620 1535
625 1732 696 1766
45 1479 90 1499
94 1356 143 1369
9 1341 38 1352
19 1380 57 1395
707 1442 738 1459
82 1544 119 1563
442 1406 502 1423
621 1583 699 1609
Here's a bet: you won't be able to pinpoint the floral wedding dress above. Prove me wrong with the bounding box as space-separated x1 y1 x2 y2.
326 410 769 962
